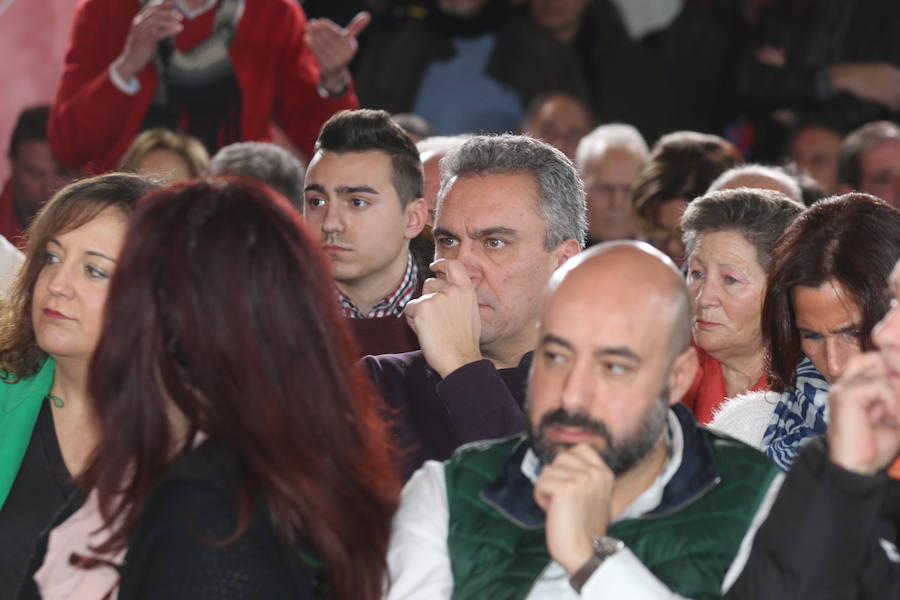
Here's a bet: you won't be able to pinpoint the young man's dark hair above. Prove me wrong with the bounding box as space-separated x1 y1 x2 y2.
8 105 51 160
316 109 424 208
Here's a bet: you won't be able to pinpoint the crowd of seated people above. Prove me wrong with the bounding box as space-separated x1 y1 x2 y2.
1 0 899 598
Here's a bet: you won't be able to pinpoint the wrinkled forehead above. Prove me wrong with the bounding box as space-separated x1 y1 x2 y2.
436 173 544 222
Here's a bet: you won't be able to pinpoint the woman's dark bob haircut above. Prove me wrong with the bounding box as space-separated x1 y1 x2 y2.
763 193 900 391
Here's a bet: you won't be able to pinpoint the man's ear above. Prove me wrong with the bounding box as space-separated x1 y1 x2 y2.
404 197 428 240
554 238 581 267
666 345 698 407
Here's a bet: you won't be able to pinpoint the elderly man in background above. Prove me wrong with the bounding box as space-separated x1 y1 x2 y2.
839 120 900 208
574 123 647 246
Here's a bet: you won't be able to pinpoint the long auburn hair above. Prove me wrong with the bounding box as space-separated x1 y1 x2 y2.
763 193 900 391
82 178 399 600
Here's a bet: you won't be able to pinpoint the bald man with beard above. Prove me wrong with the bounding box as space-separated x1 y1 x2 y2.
386 242 783 599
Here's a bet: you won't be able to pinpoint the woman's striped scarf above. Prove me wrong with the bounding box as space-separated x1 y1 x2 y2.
761 357 830 470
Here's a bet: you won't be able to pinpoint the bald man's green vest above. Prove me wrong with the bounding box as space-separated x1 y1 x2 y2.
443 405 780 599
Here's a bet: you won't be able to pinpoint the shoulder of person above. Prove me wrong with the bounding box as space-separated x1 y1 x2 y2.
708 390 783 450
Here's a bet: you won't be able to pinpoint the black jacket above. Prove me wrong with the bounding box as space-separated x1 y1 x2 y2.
16 440 330 599
725 437 900 599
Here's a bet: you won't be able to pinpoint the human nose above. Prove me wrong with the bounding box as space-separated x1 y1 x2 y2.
823 337 850 382
560 359 594 414
320 202 344 233
451 240 482 285
694 278 719 310
46 263 74 298
611 186 632 210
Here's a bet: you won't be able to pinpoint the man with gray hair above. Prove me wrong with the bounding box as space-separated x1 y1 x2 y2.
707 163 804 205
575 123 648 246
208 142 306 211
364 134 584 480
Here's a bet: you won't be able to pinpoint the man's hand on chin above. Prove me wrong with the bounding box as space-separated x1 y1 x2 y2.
533 443 615 575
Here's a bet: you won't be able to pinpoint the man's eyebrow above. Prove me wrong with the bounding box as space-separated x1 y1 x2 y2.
304 183 325 194
540 335 642 363
594 346 641 362
540 333 574 351
470 226 517 239
336 185 378 195
432 226 518 239
432 227 457 239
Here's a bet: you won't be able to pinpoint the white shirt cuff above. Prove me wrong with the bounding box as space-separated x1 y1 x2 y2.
580 549 688 598
109 59 140 95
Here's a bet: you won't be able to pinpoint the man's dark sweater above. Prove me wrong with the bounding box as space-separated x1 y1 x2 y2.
346 275 424 359
362 351 531 481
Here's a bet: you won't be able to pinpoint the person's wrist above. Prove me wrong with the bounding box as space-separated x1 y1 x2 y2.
318 68 350 98
433 350 482 379
568 536 625 593
113 55 139 82
828 451 879 476
559 538 595 576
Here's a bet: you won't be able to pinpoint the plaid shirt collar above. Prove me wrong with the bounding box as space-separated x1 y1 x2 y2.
339 253 419 319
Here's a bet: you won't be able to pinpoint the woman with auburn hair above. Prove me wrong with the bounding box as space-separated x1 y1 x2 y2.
22 179 399 599
0 173 157 593
711 194 900 470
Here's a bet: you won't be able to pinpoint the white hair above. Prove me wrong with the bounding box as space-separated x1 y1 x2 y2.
575 123 649 172
708 163 803 204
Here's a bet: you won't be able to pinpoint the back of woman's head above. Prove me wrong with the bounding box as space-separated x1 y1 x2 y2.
118 128 210 179
632 131 743 220
86 178 398 600
0 172 157 378
763 193 900 390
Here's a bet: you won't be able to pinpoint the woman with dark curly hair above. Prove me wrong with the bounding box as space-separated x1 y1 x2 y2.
711 194 900 470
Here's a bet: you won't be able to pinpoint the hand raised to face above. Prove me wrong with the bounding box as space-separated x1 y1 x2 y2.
404 258 482 378
533 443 615 575
827 352 900 475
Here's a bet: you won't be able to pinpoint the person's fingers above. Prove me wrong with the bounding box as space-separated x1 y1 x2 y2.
430 258 471 287
344 11 372 39
421 276 449 296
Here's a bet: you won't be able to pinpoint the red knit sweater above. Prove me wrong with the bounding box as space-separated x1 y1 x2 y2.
50 0 357 174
